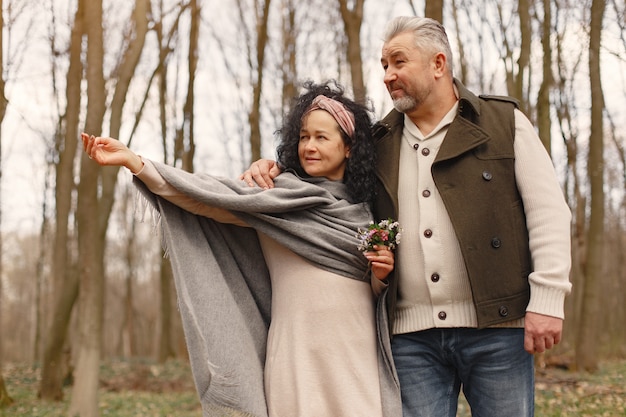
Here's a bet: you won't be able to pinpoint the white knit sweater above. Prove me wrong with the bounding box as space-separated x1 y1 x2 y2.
394 105 572 335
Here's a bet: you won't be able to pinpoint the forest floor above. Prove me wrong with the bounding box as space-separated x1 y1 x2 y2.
0 357 625 416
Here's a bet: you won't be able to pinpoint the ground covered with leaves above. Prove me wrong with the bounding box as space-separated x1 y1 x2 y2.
1 358 624 416
1 359 201 417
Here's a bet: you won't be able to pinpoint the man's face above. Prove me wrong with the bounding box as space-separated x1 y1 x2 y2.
381 32 434 114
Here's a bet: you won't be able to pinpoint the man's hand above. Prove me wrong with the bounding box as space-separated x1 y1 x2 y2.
524 312 564 354
239 159 281 189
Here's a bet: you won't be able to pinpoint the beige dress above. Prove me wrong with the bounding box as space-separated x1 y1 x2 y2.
137 160 383 417
259 234 383 417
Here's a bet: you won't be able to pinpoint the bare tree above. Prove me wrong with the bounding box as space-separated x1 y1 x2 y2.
449 0 469 83
606 0 626 357
425 0 444 23
68 0 150 413
553 12 585 355
338 0 366 103
488 0 532 110
280 0 297 115
118 185 138 358
158 0 195 362
174 0 199 172
156 22 176 359
116 0 189 361
98 0 150 224
236 0 272 163
69 0 107 412
514 0 532 113
603 117 625 356
575 0 606 372
39 0 84 400
536 0 553 152
0 0 13 405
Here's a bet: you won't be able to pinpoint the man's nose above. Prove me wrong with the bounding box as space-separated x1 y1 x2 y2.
383 68 397 84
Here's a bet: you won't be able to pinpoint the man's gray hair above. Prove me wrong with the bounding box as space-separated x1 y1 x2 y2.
383 16 454 76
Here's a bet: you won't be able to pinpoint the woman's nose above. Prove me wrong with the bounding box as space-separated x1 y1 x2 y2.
304 139 317 151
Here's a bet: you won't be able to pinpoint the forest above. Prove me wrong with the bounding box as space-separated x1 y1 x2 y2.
0 0 625 416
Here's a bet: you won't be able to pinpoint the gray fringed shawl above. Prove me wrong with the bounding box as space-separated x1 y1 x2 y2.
134 161 401 417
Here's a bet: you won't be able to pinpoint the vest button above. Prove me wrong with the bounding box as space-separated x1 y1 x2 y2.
482 171 493 181
422 148 430 156
438 311 447 320
422 189 431 198
499 306 509 317
413 143 420 150
491 237 502 248
431 273 440 282
424 229 433 238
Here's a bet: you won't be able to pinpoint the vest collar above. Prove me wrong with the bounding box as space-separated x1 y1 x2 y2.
454 78 482 117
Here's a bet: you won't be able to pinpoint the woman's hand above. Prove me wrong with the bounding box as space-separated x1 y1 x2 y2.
81 133 143 173
364 245 394 281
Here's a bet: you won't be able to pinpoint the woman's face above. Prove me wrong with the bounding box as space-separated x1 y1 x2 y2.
298 109 350 180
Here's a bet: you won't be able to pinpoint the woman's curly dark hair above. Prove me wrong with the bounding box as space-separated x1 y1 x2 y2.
275 80 376 204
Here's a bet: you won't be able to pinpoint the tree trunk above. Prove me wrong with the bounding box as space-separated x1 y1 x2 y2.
515 0 531 113
176 0 199 173
280 0 297 116
158 258 175 362
68 0 106 413
156 5 175 362
575 0 606 372
40 265 79 398
247 0 271 163
424 0 443 23
338 0 366 104
552 16 585 354
98 0 149 230
39 0 84 401
449 0 468 83
0 376 12 408
34 175 52 363
68 0 148 410
121 187 137 358
0 0 13 406
536 0 552 152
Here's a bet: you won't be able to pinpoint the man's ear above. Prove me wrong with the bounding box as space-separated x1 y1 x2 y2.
433 52 447 77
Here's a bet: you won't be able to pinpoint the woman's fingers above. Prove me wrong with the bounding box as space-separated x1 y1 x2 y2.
81 133 104 161
365 246 393 264
364 245 395 281
81 133 90 152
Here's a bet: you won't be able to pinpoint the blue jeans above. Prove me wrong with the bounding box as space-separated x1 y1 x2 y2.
392 328 534 417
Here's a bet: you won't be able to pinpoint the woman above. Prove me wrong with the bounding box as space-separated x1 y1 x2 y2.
82 81 401 417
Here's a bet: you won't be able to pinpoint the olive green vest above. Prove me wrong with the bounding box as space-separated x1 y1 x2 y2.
373 80 532 330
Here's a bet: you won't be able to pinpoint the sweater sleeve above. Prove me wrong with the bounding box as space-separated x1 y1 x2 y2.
135 158 248 227
513 110 572 319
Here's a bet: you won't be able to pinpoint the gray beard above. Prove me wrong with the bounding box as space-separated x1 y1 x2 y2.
392 96 417 113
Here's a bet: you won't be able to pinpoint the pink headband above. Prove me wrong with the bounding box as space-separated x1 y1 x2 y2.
303 95 356 138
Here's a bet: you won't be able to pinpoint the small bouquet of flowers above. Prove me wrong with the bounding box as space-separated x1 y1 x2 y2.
356 218 402 252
